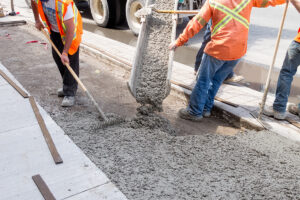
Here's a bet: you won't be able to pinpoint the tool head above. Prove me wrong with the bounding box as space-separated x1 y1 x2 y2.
93 113 126 129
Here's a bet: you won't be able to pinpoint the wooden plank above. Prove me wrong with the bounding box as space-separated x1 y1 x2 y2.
286 117 300 129
32 175 56 200
29 96 63 164
0 69 28 98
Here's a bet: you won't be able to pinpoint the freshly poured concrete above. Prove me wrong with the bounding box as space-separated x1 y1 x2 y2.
2 25 300 199
130 0 176 110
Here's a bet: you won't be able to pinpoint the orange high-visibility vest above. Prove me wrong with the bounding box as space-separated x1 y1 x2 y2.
176 0 286 60
295 28 300 43
35 0 83 55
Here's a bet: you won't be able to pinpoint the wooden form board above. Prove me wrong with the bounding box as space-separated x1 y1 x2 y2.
29 96 63 164
32 175 56 200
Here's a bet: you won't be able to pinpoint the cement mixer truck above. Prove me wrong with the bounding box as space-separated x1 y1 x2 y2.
88 0 203 35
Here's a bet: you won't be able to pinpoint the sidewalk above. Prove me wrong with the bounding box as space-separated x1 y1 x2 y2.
0 62 127 199
1 0 299 142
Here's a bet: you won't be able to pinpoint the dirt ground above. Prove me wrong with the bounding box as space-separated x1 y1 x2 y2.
1 25 300 199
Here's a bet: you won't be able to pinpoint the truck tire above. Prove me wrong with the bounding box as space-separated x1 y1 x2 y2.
126 0 145 35
89 0 116 27
115 0 126 25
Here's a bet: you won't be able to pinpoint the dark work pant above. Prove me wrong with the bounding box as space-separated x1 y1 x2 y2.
50 31 79 96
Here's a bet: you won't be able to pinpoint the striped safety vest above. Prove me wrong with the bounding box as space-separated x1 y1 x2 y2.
36 0 83 55
176 0 286 60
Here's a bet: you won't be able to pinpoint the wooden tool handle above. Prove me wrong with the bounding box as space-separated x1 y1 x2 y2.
258 2 289 119
156 10 199 15
41 29 87 92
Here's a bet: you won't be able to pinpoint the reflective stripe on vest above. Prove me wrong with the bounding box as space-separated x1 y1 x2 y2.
56 0 78 43
210 0 250 36
72 5 79 40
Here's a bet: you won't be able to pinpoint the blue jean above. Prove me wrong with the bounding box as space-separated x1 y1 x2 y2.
194 20 234 79
273 40 300 113
188 54 240 116
194 21 211 72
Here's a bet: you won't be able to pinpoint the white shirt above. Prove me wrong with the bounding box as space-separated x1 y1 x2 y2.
42 0 74 32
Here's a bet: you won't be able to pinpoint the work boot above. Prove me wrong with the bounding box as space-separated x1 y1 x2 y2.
61 96 75 107
288 103 300 116
178 108 203 121
263 106 286 120
203 111 211 118
224 74 244 84
57 88 64 97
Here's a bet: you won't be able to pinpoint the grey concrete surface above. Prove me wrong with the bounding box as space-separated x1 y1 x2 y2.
0 62 127 200
2 24 300 199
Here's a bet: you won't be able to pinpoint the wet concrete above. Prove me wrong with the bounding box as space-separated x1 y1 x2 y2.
3 25 300 199
130 0 175 110
77 2 300 104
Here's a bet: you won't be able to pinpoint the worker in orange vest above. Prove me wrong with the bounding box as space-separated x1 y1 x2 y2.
264 0 300 119
31 0 83 107
169 0 286 121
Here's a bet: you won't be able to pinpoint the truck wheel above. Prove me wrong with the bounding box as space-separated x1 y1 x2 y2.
89 0 116 27
115 0 126 25
126 0 145 35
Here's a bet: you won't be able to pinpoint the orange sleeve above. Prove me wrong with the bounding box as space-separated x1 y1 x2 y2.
253 0 286 7
175 1 212 47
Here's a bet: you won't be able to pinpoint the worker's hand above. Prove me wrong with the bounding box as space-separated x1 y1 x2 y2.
35 20 44 30
61 52 69 65
168 41 178 51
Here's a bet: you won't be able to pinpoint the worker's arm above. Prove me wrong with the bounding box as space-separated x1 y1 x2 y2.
169 1 211 50
253 0 286 7
61 17 75 65
290 0 300 12
31 0 44 30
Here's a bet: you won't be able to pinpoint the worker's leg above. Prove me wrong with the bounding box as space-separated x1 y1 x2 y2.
63 48 79 96
273 40 300 113
188 53 224 116
50 31 65 78
194 20 211 73
204 59 240 113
